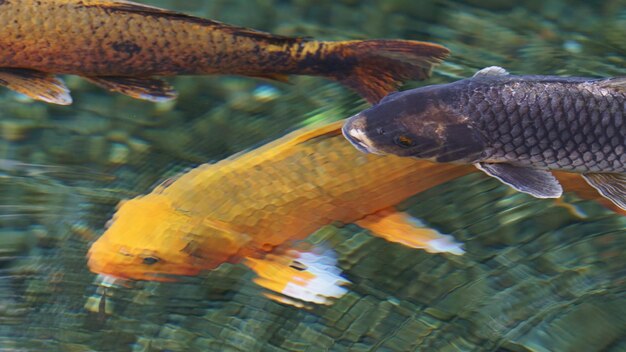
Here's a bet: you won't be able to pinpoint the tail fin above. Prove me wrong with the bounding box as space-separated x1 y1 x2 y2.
326 40 450 103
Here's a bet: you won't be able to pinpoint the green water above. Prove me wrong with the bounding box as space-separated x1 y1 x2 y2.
1 0 625 351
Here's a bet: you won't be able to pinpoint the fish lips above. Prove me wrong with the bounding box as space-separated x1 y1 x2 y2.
342 115 384 155
87 250 203 282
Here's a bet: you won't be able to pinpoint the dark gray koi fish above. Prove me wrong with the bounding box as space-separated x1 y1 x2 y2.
343 66 626 210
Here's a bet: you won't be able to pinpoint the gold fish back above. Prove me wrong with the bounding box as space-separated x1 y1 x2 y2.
160 121 469 250
87 119 624 299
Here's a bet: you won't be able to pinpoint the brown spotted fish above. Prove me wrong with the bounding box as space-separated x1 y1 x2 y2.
343 66 626 210
0 0 449 104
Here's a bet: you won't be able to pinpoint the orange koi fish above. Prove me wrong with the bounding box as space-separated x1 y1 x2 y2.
87 120 622 306
87 120 467 305
0 0 449 104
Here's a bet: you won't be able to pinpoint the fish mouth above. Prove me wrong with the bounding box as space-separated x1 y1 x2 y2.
88 255 199 282
342 117 384 155
95 274 127 287
93 270 189 283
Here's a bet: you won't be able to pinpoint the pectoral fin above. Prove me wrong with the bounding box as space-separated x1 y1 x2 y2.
84 76 177 102
356 208 464 255
581 173 626 211
0 68 72 105
245 247 350 307
475 162 563 198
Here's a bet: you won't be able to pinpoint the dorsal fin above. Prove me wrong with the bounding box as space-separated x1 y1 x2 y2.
598 77 626 92
473 66 510 77
378 91 402 104
78 0 213 18
222 120 344 167
290 120 345 145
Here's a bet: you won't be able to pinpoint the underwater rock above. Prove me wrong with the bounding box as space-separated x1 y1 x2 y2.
0 120 37 142
0 230 37 259
108 143 130 165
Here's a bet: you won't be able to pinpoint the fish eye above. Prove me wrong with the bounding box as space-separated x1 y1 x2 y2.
394 135 416 148
376 127 385 135
142 256 160 265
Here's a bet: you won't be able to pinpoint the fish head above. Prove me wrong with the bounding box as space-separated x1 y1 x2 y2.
87 194 244 282
343 85 486 163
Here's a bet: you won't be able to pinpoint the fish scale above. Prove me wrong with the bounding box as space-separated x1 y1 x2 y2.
461 77 626 173
0 0 450 104
89 114 626 298
343 66 626 209
87 119 476 295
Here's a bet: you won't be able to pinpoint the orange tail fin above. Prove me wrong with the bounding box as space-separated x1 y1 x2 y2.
326 40 449 103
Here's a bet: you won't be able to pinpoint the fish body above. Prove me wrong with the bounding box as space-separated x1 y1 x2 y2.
87 120 470 304
0 0 449 104
87 119 623 305
343 66 626 209
87 120 467 279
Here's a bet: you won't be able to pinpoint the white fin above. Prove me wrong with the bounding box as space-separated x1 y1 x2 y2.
427 235 465 255
473 66 509 77
102 0 168 11
79 0 178 13
0 68 72 105
245 248 350 307
582 173 626 210
356 209 465 255
476 162 563 198
85 76 177 103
